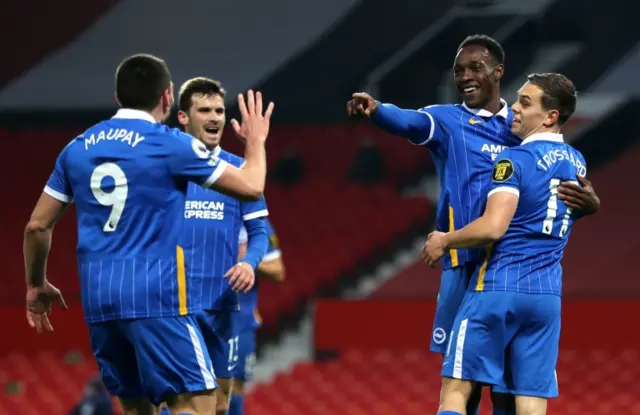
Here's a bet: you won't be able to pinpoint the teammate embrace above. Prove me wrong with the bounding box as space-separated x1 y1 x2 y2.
348 35 600 415
23 34 600 415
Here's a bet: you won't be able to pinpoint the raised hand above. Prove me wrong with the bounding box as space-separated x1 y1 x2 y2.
230 90 275 144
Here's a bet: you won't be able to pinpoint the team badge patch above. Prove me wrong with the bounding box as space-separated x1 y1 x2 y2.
191 138 211 159
492 159 514 182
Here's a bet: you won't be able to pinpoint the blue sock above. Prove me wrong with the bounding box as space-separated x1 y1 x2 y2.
159 408 171 415
438 412 463 415
493 410 516 415
228 393 244 415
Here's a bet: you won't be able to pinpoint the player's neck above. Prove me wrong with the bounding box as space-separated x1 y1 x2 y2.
147 107 166 123
524 125 562 138
483 95 503 115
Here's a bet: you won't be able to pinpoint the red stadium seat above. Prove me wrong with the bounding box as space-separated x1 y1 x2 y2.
243 349 638 414
0 351 110 414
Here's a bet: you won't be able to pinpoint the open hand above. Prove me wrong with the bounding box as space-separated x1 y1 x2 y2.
230 90 275 144
26 281 68 333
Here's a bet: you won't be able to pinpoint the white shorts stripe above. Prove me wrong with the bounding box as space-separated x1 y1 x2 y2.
186 323 216 389
453 318 468 379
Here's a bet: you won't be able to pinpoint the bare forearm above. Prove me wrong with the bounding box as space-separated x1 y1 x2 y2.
24 225 52 287
257 260 285 282
241 139 267 195
443 217 501 250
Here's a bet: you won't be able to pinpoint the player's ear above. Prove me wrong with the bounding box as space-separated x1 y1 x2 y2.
494 64 504 82
177 110 189 126
114 92 121 107
543 109 560 127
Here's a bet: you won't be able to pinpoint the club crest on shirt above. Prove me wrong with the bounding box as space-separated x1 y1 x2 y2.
492 159 514 182
191 138 211 159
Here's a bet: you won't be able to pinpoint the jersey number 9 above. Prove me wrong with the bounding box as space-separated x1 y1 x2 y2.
90 163 128 232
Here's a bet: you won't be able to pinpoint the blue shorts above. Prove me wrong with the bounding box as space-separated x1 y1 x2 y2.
196 310 239 379
233 329 257 381
442 291 560 398
431 263 476 353
89 315 217 406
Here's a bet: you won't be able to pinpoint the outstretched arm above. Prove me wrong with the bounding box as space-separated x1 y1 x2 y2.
347 92 438 146
372 103 435 144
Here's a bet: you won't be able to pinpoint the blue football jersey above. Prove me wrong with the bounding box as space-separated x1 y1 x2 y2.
237 219 281 331
44 109 228 323
470 132 587 295
409 101 522 270
181 146 268 311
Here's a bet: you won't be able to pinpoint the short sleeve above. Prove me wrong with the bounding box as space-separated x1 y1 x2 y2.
44 142 74 203
487 149 527 198
168 132 228 187
241 195 269 221
414 104 450 149
263 219 282 261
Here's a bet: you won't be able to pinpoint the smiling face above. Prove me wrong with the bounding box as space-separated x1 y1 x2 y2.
178 93 226 149
453 44 503 109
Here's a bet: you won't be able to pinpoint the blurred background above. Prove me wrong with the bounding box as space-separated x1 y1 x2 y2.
1 0 639 413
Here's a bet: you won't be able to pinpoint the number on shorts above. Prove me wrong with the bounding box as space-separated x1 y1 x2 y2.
90 163 128 232
228 336 239 365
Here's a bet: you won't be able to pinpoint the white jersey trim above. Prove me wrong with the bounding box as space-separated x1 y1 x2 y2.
44 185 73 203
243 209 269 221
488 186 520 198
201 160 229 188
410 111 436 146
262 250 282 262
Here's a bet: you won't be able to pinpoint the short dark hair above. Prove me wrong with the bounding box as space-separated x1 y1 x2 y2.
115 54 171 111
458 34 505 65
527 73 577 125
178 77 226 112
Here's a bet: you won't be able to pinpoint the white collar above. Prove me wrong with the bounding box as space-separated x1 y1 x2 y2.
112 109 156 123
462 98 509 119
521 132 564 145
211 145 222 157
